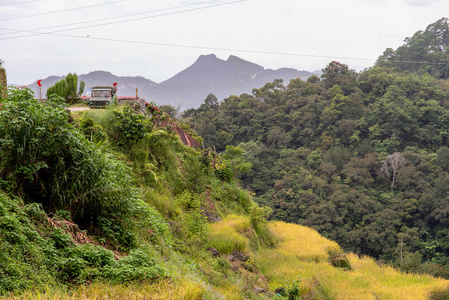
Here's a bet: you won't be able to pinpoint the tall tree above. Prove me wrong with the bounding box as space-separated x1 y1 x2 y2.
46 73 85 104
0 59 6 110
377 18 449 79
381 152 407 190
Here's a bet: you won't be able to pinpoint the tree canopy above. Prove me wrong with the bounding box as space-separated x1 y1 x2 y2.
183 61 449 273
377 17 449 79
46 73 85 104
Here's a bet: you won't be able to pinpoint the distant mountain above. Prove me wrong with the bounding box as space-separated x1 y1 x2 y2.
28 54 316 109
163 54 264 84
28 71 157 100
151 54 315 108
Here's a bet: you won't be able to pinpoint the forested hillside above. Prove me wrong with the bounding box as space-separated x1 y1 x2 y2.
183 18 449 275
3 17 449 300
377 17 449 79
3 73 449 300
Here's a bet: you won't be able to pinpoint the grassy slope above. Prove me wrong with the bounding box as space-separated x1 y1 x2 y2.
3 103 449 299
7 200 449 300
257 221 449 300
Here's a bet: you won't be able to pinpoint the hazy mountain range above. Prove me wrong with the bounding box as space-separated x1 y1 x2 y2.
26 54 318 109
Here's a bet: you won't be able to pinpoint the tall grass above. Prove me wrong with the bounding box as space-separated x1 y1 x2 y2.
256 221 449 299
13 279 204 300
208 214 249 254
268 221 340 262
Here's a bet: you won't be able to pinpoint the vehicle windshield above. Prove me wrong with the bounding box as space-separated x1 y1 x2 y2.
92 90 111 97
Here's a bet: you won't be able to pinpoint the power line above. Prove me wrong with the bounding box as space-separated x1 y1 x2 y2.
0 27 397 63
0 0 39 6
0 0 125 21
3 28 447 66
0 2 447 66
0 0 232 38
88 35 379 62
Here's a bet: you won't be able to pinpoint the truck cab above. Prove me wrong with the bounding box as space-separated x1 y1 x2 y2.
88 85 117 108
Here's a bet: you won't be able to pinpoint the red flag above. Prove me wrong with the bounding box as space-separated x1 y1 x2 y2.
113 82 117 87
37 80 42 87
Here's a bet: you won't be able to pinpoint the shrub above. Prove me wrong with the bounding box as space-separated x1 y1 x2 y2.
74 244 115 268
0 192 55 295
0 87 172 250
110 106 150 147
429 287 449 300
78 116 107 142
211 183 253 214
328 252 352 270
51 228 74 249
176 191 208 242
103 246 166 282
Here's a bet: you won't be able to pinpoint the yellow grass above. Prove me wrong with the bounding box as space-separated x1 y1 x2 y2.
256 221 449 300
14 279 204 300
268 221 340 262
12 219 449 299
208 214 250 254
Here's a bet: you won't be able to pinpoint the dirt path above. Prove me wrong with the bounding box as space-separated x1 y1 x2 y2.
68 107 90 111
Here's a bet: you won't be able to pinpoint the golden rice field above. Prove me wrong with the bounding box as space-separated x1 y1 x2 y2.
10 217 449 299
12 279 204 300
256 221 449 300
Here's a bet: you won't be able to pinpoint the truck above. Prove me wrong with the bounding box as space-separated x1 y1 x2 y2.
88 85 117 108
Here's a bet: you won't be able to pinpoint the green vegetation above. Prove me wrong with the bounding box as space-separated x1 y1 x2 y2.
46 73 85 104
0 83 275 298
183 18 449 278
377 18 449 79
2 18 449 299
0 59 6 105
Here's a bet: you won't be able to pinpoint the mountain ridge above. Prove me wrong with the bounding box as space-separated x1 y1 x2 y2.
26 54 316 109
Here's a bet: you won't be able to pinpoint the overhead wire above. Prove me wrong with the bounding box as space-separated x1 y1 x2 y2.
0 0 447 66
0 0 39 6
0 0 231 37
0 0 126 21
3 27 447 65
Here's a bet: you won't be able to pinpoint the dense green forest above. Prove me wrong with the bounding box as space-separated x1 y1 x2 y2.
377 17 449 79
183 18 449 275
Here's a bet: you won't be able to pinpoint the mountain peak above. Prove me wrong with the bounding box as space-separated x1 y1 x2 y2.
227 55 242 61
226 55 264 71
192 54 223 66
198 54 218 60
227 55 251 63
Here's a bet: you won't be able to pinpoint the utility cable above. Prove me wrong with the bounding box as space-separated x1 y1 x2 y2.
0 0 39 6
0 0 231 37
0 1 446 66
3 28 447 65
0 0 126 21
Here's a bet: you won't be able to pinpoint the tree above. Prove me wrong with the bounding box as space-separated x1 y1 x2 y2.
46 73 85 104
342 153 378 188
376 18 449 79
218 145 252 180
321 61 356 93
0 59 6 109
159 104 180 119
381 152 407 189
436 147 449 169
204 93 218 107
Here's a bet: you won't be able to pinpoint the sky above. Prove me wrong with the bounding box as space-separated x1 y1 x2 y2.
0 0 448 85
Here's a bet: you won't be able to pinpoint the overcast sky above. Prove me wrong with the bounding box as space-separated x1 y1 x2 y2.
1 0 448 85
